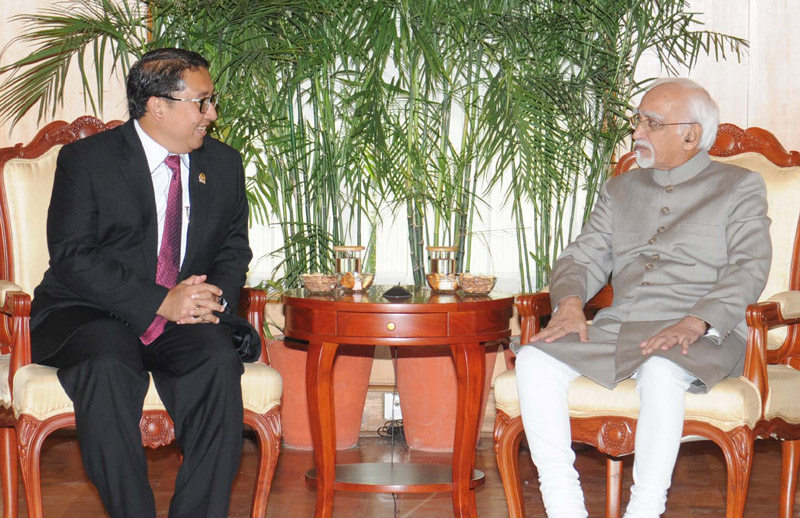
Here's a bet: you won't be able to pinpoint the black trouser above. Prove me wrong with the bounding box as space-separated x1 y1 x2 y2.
39 317 244 518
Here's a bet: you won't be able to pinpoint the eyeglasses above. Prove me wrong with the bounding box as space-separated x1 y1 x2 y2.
158 93 218 114
629 114 697 132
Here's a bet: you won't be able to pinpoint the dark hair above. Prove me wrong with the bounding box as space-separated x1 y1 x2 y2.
126 48 210 119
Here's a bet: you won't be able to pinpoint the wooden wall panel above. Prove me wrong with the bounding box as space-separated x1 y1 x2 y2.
747 0 800 150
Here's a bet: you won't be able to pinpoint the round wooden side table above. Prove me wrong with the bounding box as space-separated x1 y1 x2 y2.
283 285 514 518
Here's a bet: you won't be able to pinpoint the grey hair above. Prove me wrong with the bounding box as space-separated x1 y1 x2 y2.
648 78 719 151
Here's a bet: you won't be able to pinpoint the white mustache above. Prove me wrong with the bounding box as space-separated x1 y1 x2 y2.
635 139 654 154
634 139 655 168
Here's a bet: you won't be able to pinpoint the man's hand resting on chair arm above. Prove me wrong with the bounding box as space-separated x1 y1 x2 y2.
639 315 709 356
530 296 589 343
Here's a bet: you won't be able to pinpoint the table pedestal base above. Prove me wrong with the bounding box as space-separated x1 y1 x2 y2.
306 463 485 493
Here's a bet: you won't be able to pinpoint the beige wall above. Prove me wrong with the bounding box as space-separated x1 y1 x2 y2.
0 0 128 148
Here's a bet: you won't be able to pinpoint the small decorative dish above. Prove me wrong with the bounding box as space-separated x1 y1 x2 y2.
301 273 339 294
339 272 375 292
426 272 459 293
458 273 497 295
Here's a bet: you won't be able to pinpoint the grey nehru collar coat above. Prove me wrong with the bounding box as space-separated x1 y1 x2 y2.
528 151 772 392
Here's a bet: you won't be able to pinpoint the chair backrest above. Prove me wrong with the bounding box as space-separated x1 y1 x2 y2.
0 116 122 295
615 123 800 353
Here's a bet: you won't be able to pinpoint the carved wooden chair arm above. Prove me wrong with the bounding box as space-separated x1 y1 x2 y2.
239 287 268 363
745 299 800 360
744 299 800 413
0 288 33 400
754 292 800 361
516 285 614 345
516 292 551 345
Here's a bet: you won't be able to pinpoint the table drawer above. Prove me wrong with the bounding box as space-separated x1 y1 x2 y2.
337 312 447 338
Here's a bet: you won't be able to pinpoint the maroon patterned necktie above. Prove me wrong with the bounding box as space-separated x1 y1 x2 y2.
140 154 183 345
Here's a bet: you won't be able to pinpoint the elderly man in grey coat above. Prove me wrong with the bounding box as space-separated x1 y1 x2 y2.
514 78 771 518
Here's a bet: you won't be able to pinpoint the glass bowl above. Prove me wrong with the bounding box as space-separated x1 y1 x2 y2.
458 273 497 295
338 272 375 292
301 273 339 294
426 272 459 293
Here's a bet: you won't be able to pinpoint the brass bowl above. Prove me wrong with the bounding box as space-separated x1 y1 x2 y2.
426 272 459 293
458 273 497 295
301 273 339 294
339 272 375 292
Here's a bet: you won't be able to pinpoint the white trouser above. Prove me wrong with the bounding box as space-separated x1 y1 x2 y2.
515 346 696 518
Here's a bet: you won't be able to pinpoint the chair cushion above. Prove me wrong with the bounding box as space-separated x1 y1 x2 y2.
712 154 800 352
494 368 760 431
764 364 800 423
13 361 282 421
0 354 10 410
0 280 25 308
768 327 788 351
4 147 62 294
714 154 800 308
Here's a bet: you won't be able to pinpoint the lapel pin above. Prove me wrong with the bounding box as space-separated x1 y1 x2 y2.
198 173 207 184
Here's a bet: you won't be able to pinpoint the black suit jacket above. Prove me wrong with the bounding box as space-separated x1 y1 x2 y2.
31 120 252 363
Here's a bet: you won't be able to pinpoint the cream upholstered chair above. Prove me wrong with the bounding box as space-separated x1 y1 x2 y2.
0 116 283 517
731 130 800 518
494 123 800 518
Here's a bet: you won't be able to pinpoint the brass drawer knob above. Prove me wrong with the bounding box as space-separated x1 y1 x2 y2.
387 322 396 331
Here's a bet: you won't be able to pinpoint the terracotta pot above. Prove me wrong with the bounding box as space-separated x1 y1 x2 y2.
266 338 374 450
394 343 499 451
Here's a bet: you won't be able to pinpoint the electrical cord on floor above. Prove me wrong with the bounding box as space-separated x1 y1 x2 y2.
377 419 405 442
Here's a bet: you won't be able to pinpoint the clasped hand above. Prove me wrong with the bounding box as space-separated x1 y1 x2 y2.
157 274 224 325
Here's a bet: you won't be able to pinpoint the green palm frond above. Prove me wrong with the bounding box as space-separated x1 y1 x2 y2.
0 0 147 126
0 0 747 291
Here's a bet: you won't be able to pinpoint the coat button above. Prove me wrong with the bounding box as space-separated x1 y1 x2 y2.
652 254 660 261
641 282 651 286
648 238 657 245
657 226 667 233
660 206 670 215
665 185 674 193
645 263 654 270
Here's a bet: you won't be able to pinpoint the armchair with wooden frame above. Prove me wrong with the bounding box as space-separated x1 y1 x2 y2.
493 123 800 518
0 116 283 517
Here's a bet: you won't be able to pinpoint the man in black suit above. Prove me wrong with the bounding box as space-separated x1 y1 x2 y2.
30 48 252 518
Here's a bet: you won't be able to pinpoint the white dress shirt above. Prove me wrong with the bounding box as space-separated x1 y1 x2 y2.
134 120 191 265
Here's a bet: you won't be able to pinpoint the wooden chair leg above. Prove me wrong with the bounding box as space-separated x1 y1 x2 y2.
245 407 282 518
720 426 754 518
780 439 800 518
0 427 18 518
605 456 622 518
15 415 51 518
494 412 526 518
